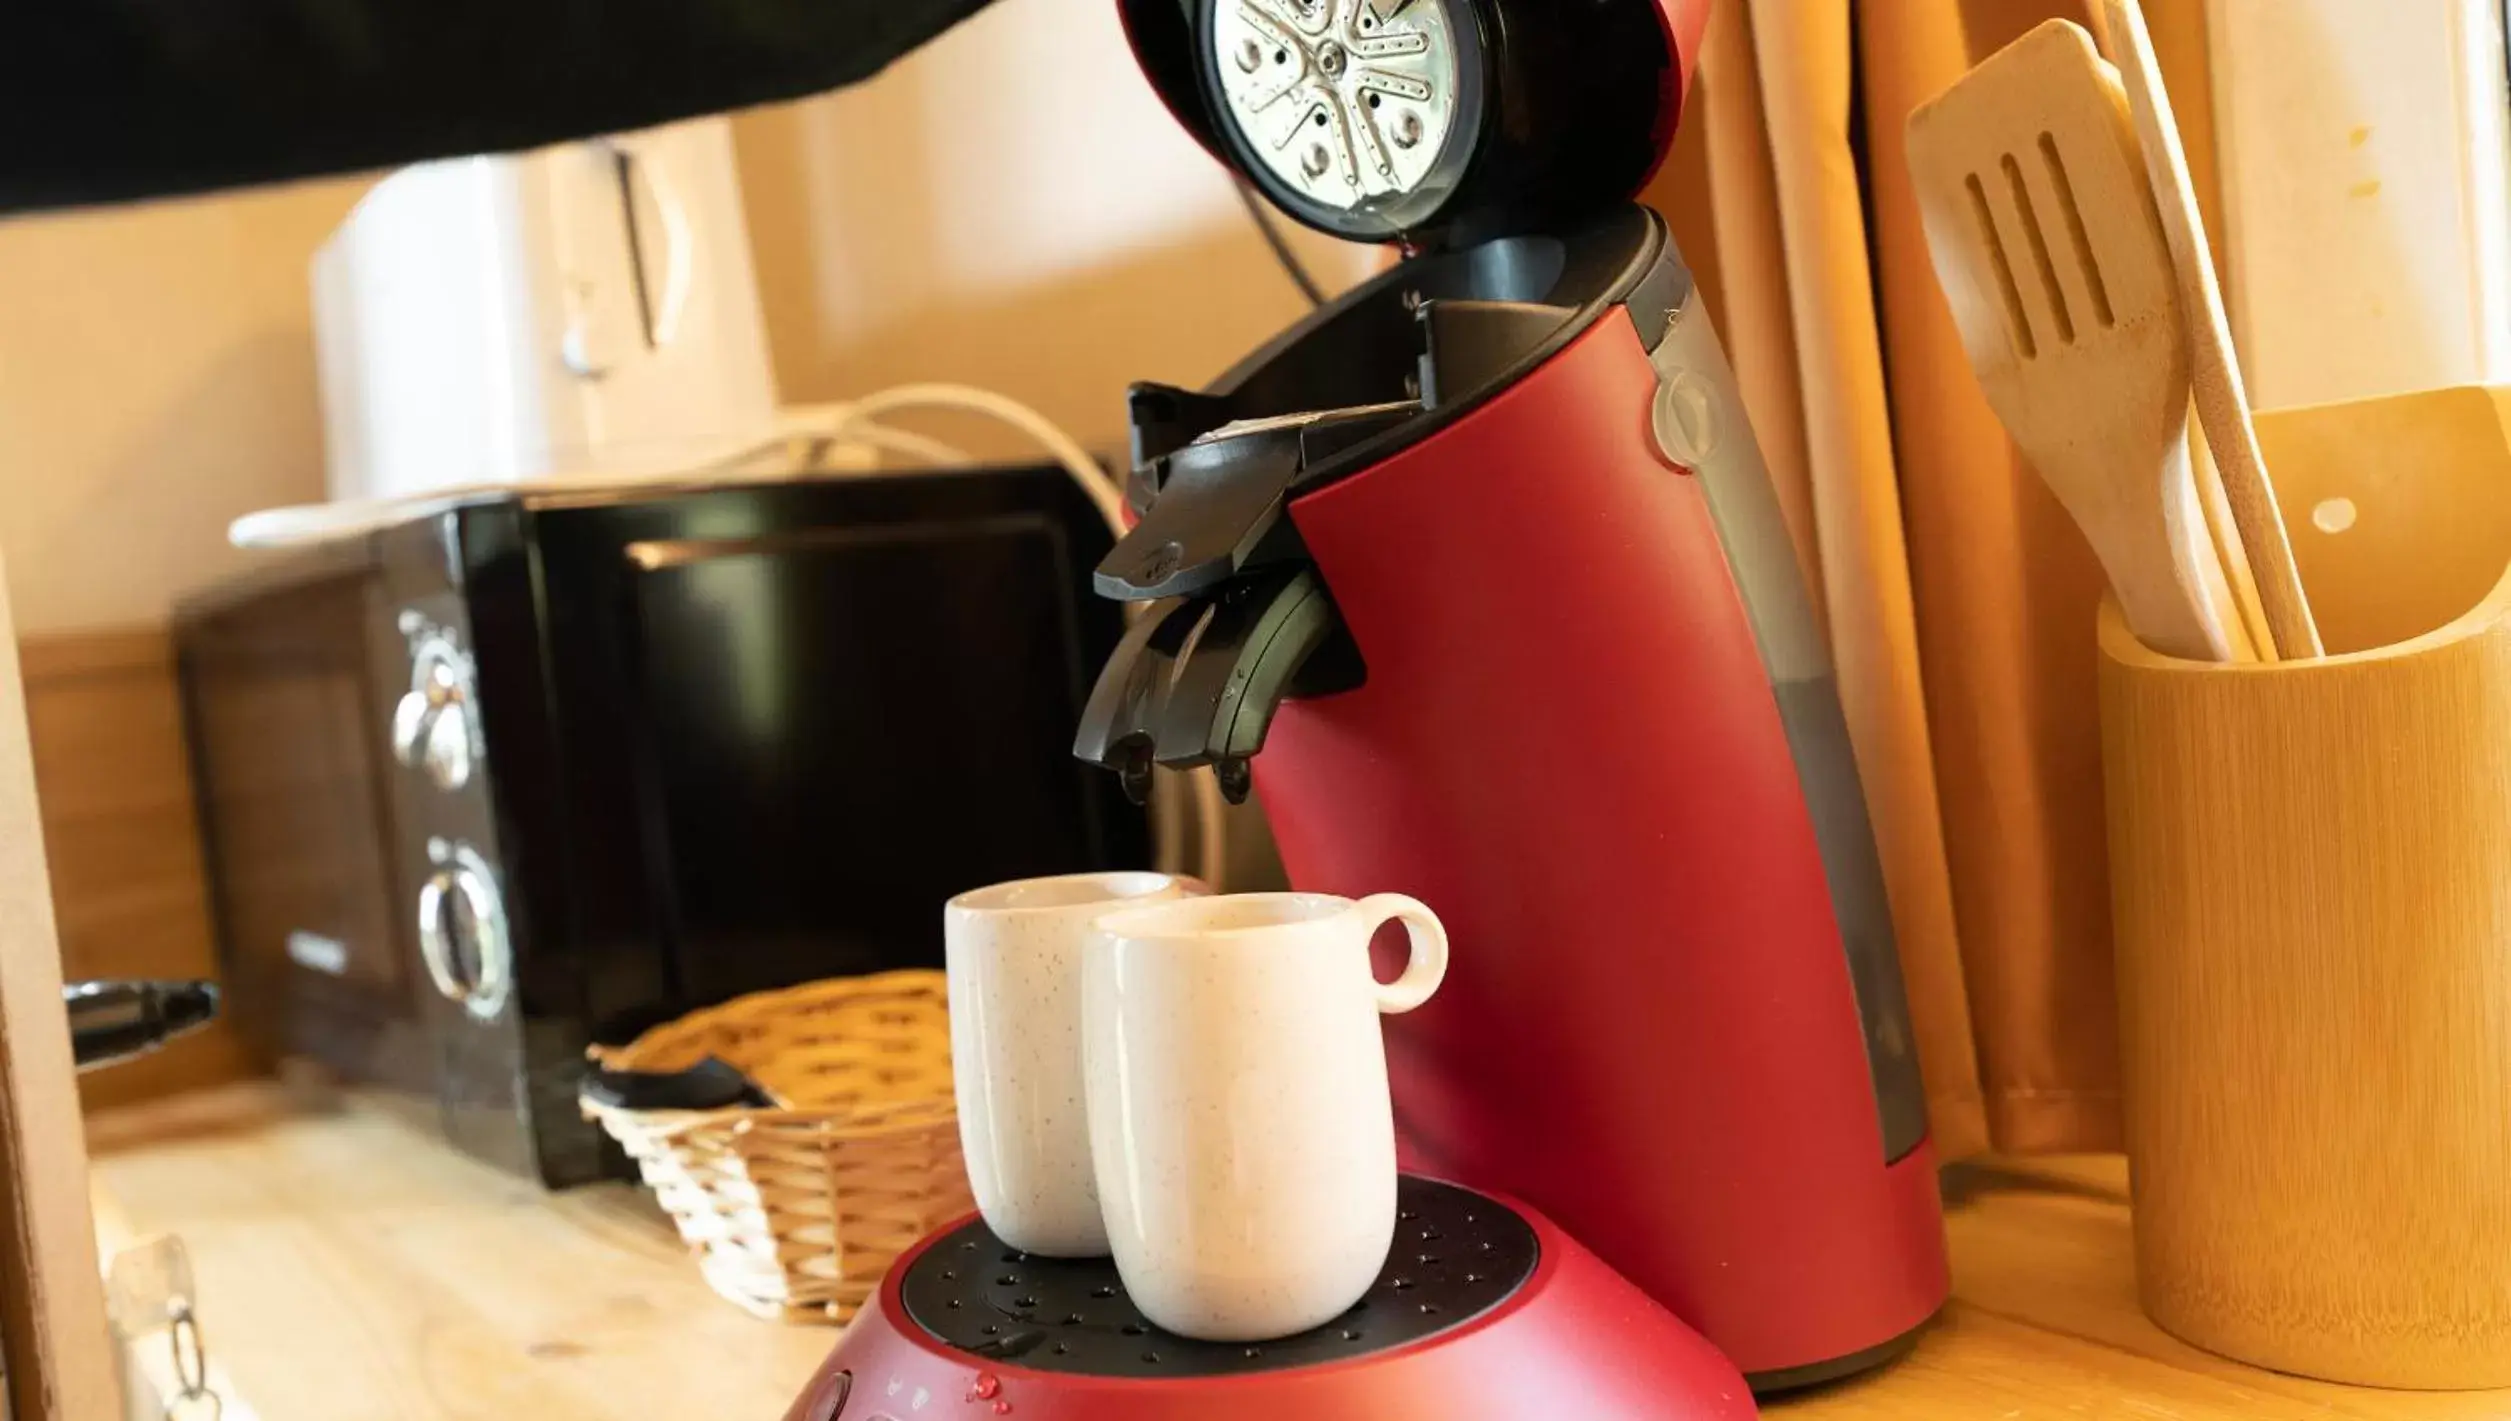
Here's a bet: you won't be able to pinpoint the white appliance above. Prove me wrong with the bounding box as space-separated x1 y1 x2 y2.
311 117 780 502
2209 0 2511 409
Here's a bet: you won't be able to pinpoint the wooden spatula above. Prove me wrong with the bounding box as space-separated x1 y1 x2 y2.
1906 19 2251 663
2100 0 2325 661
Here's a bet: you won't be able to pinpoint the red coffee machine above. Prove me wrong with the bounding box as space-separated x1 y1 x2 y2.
783 0 1944 1414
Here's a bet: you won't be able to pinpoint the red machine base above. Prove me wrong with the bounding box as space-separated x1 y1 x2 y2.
780 1178 1758 1421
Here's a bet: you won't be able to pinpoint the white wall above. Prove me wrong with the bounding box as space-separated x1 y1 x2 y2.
732 0 1380 455
0 181 367 634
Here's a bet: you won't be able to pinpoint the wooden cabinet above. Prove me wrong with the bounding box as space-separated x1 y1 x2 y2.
0 568 126 1419
17 631 256 1117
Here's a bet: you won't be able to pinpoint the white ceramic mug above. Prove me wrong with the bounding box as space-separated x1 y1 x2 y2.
945 871 1205 1258
1084 892 1450 1342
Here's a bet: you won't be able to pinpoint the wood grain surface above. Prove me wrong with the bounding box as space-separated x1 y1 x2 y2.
0 577 124 1421
1789 1158 2511 1420
91 1086 841 1421
2099 387 2511 1385
18 627 257 1113
88 1086 2511 1420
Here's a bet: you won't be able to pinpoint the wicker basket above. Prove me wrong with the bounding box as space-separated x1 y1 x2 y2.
583 970 972 1324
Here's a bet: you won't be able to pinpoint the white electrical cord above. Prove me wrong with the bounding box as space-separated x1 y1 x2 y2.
804 420 970 469
814 384 1130 531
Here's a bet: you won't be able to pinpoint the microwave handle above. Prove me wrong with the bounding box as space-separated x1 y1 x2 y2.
416 842 513 1024
617 143 696 349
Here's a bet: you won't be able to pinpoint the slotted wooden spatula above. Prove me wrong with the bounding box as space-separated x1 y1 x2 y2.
1906 19 2252 663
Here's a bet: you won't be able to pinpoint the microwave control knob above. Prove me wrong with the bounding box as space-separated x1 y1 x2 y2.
417 843 512 1023
393 632 478 791
390 691 431 767
421 708 474 792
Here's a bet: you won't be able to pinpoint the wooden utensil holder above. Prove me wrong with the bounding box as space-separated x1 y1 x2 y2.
2100 385 2511 1387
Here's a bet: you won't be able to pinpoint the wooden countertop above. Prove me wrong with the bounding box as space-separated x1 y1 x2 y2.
86 1085 2511 1420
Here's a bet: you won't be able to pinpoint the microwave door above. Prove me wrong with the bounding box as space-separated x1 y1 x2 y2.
614 517 1120 1009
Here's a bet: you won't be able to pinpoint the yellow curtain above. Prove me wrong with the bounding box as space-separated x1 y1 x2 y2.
1649 0 2224 1157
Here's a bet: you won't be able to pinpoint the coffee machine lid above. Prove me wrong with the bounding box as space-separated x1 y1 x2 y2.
1119 0 1707 247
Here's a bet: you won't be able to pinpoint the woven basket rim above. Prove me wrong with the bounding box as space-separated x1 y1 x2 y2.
580 1096 960 1140
589 968 948 1070
579 969 956 1133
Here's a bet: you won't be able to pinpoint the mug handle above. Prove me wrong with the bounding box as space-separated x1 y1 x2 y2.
1356 894 1449 1015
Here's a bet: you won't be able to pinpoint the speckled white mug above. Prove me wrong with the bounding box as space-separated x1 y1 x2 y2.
946 871 1206 1258
1084 892 1450 1342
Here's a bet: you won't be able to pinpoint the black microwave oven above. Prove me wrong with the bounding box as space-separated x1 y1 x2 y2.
175 467 1148 1185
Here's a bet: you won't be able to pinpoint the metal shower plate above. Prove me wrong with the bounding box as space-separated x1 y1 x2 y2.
1212 0 1465 218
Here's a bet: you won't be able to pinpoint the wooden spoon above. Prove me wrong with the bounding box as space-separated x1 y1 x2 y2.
2101 0 2324 660
1907 19 2251 662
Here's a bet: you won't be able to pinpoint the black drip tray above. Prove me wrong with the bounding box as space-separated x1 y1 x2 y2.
899 1178 1539 1379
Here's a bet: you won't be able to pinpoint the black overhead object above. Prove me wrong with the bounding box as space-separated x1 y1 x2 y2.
0 0 1001 213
